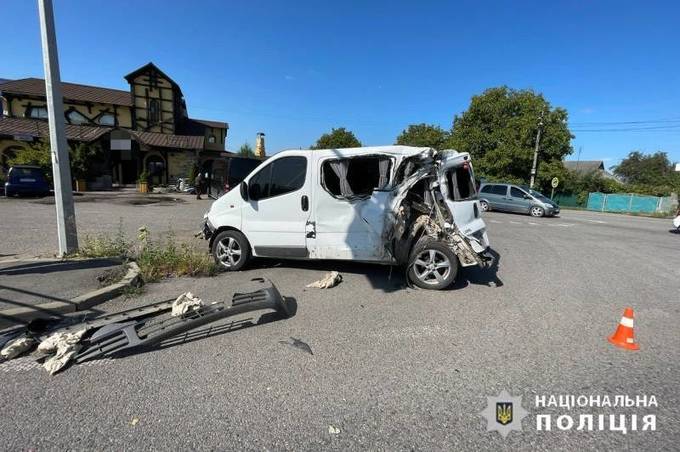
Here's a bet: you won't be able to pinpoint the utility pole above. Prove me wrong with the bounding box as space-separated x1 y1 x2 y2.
38 0 78 255
576 145 582 172
529 111 544 189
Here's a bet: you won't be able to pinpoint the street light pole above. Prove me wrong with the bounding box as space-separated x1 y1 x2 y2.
529 111 544 189
38 0 78 255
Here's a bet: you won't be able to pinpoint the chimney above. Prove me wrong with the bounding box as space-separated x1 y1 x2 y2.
255 132 266 158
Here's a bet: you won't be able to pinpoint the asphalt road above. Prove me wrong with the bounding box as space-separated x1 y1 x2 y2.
0 199 678 450
0 192 209 259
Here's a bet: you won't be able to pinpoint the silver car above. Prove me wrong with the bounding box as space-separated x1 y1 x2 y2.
478 183 560 217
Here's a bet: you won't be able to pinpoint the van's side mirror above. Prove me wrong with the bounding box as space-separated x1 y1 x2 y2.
240 181 249 201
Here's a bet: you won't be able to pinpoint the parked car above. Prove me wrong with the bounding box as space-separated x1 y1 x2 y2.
201 146 492 290
4 165 51 197
478 183 559 217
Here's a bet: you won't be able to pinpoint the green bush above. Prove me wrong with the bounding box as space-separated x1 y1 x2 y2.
77 225 216 283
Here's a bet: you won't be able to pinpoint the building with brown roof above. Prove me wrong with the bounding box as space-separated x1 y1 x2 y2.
0 62 230 188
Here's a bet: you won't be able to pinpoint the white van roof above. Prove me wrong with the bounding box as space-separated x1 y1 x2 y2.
276 145 435 158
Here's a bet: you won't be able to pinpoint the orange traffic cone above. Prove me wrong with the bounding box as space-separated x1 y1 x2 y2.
608 308 639 350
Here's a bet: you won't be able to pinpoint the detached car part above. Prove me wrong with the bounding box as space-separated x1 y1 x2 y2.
75 278 292 363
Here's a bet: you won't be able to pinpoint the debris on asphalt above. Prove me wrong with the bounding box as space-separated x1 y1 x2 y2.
130 417 139 427
171 292 203 317
279 337 314 355
39 329 88 375
328 425 341 435
0 334 36 360
306 271 342 289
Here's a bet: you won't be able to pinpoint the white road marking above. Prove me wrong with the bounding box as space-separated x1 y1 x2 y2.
528 222 539 226
489 220 502 224
509 221 521 224
586 219 607 224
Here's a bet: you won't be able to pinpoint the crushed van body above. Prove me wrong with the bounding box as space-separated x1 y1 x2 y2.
203 145 492 289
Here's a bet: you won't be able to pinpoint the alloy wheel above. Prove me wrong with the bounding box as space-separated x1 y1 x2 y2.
216 237 242 268
412 249 452 285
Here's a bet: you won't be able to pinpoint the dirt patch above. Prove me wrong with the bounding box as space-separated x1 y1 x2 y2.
120 196 185 206
31 195 186 206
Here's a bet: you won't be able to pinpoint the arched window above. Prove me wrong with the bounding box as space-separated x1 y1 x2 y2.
66 110 89 125
148 99 160 124
97 113 115 125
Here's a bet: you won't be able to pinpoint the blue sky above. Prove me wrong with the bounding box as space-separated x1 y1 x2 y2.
2 0 679 167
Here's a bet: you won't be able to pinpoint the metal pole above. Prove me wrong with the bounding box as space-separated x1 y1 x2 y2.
38 0 78 255
529 112 544 189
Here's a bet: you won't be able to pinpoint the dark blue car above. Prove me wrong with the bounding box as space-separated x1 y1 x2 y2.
4 165 51 197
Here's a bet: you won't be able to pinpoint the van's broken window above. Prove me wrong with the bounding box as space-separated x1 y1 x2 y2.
322 156 392 199
447 165 477 201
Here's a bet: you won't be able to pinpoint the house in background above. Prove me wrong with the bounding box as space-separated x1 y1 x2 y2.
563 160 619 180
0 62 229 188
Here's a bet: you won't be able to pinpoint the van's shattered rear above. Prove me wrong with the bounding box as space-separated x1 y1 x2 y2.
384 148 491 268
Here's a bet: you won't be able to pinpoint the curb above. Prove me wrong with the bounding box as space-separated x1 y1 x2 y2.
0 262 141 330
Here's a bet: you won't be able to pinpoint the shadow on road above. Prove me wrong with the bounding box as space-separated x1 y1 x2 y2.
250 258 407 293
0 258 122 276
450 248 503 290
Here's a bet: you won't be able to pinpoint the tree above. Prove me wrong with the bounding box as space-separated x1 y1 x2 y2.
396 124 450 149
311 127 362 149
449 86 573 192
238 142 256 158
613 151 674 185
8 141 52 176
8 140 102 181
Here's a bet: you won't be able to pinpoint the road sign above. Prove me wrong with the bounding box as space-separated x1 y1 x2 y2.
551 177 559 188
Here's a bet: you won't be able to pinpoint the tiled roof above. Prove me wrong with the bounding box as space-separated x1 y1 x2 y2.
128 130 204 150
0 117 203 149
191 118 228 129
0 117 111 142
564 160 605 173
0 78 131 106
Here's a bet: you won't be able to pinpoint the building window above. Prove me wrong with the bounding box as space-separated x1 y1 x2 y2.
97 113 115 126
27 106 48 119
148 99 160 124
208 135 216 144
66 110 89 125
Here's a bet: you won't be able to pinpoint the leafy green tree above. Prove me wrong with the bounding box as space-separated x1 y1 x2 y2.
396 123 450 149
613 151 674 186
449 86 573 191
70 142 103 179
311 127 362 149
9 140 102 181
8 141 52 175
238 142 256 158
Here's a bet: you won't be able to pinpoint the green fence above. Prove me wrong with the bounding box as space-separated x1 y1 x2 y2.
586 192 673 214
553 193 585 208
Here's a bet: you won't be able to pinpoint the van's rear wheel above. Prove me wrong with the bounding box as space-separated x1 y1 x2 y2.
408 238 458 290
480 200 490 212
212 230 250 271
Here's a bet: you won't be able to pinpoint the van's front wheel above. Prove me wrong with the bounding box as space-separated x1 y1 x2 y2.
408 239 459 290
212 230 250 271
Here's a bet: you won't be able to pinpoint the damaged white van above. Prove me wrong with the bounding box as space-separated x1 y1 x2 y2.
201 146 491 290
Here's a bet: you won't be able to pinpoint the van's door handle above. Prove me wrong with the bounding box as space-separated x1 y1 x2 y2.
301 195 309 211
